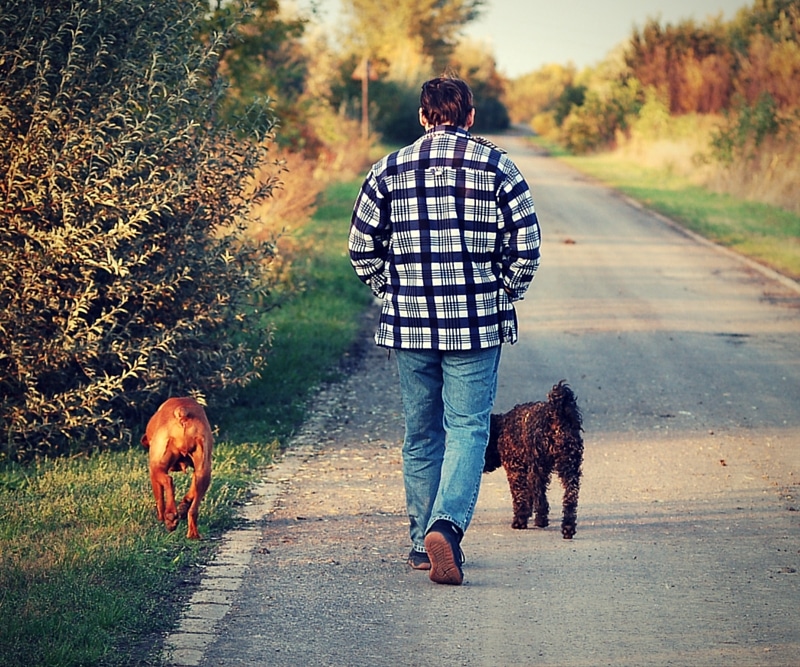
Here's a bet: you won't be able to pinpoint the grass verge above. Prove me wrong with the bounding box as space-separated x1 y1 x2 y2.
556 150 800 281
0 178 371 667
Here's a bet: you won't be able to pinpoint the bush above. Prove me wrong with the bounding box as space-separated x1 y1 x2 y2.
558 79 643 154
530 111 558 138
710 92 784 164
370 80 425 145
0 0 280 460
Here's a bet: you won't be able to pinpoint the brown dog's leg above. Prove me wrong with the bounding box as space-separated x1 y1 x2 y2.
184 474 210 539
150 467 179 532
183 451 211 539
162 474 179 532
150 476 166 523
184 498 200 540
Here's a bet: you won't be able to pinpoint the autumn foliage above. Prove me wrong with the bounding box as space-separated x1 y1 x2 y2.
504 0 800 212
626 1 800 114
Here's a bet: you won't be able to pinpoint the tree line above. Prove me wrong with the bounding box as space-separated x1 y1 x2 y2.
505 0 800 159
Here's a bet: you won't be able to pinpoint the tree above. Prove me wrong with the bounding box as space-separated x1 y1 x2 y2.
449 39 509 131
200 0 318 153
0 0 279 460
626 16 734 113
504 64 577 125
340 0 484 78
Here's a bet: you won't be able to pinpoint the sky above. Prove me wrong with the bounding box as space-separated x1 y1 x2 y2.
307 0 752 78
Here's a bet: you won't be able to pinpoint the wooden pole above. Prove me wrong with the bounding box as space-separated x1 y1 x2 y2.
361 58 369 141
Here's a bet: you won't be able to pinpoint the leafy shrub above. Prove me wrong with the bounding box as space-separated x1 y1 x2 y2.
558 79 643 154
369 79 425 145
0 0 280 460
530 111 558 138
553 84 587 127
710 92 784 164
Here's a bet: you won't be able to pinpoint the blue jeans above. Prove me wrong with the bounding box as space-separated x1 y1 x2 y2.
395 346 502 553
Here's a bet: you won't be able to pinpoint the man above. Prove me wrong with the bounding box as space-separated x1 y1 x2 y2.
348 76 541 585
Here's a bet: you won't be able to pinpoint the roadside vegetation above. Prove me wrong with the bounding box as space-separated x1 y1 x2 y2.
507 1 800 213
505 0 800 279
0 179 370 667
1 0 798 665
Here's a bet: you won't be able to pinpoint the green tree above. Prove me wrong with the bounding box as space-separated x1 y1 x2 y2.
558 78 643 153
200 0 317 153
0 0 278 460
332 1 494 144
553 84 587 126
728 0 800 53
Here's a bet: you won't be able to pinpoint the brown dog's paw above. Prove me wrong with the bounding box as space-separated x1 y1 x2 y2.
511 517 528 529
164 513 179 532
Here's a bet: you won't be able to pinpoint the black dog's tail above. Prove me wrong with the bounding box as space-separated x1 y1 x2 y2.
549 380 583 432
483 414 503 473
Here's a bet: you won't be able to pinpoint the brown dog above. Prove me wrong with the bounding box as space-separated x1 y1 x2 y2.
141 397 213 539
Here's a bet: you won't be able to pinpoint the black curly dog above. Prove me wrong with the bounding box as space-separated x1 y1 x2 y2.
484 381 584 539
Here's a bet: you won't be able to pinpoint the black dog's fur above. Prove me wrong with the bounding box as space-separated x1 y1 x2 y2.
484 381 584 539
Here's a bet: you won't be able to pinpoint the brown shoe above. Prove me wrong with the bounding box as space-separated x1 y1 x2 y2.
424 522 464 585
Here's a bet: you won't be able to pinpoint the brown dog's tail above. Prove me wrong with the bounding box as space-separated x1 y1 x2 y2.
549 380 583 432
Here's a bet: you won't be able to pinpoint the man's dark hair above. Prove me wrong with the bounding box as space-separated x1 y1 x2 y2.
420 77 474 128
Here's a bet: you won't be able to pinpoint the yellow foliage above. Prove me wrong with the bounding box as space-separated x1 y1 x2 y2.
504 64 576 124
530 111 558 139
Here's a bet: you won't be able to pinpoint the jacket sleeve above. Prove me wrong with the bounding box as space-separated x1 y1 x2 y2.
348 169 390 297
497 162 541 301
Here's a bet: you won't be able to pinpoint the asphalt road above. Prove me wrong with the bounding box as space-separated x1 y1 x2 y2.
178 133 800 667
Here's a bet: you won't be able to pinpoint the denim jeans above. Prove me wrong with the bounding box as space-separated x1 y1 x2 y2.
395 346 502 553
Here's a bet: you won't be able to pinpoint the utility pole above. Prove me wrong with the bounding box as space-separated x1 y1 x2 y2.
361 58 369 140
352 56 376 141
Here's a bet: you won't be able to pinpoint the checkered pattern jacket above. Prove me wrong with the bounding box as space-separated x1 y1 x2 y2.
349 125 541 350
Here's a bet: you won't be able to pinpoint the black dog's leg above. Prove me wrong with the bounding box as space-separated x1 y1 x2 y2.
557 459 581 539
531 463 551 529
505 463 533 529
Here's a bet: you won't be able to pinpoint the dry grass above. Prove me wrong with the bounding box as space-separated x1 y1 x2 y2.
701 133 800 215
244 120 373 292
615 113 800 215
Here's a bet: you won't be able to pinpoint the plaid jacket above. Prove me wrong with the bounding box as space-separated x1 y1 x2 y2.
348 125 541 350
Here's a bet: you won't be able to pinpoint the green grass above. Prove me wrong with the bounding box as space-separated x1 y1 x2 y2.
0 178 371 667
558 151 800 281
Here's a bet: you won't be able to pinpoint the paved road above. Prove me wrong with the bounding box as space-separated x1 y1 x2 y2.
165 134 800 667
